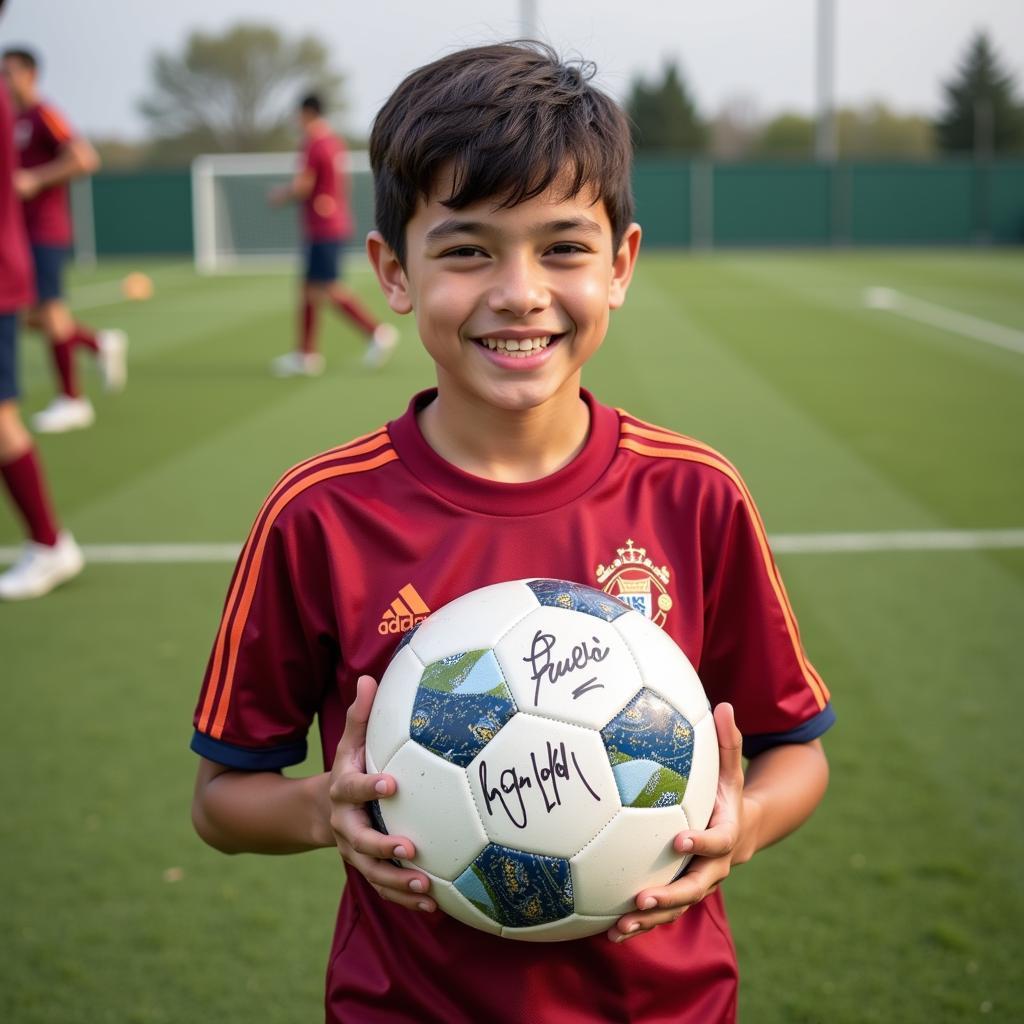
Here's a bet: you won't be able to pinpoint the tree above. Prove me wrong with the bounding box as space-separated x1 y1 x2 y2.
751 113 814 159
626 61 706 153
836 103 935 158
935 31 1024 154
138 23 344 163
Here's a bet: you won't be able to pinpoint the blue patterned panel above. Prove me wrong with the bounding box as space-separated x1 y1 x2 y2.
410 650 517 766
454 843 574 928
527 579 630 622
601 688 694 808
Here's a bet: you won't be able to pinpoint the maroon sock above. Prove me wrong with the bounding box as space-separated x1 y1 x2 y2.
328 288 378 337
1 448 60 546
301 299 318 355
69 324 99 354
49 338 80 398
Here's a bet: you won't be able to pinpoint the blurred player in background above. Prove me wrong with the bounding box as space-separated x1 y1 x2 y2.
268 93 397 377
0 12 83 599
2 46 126 434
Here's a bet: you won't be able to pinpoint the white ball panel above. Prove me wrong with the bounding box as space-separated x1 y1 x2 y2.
502 914 619 942
611 611 711 727
493 606 645 730
466 714 620 858
365 644 423 770
365 743 380 776
380 740 488 879
426 874 503 936
570 804 689 916
410 580 539 666
680 711 719 834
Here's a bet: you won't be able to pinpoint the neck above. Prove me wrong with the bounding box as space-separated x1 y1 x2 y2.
418 379 591 484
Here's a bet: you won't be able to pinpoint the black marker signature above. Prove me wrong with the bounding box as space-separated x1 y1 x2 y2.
479 740 602 829
523 630 611 706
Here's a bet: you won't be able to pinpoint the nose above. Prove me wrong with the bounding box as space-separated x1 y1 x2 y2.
488 254 550 318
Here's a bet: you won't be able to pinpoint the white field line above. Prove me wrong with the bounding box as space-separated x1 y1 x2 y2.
2 531 1024 566
864 287 1024 356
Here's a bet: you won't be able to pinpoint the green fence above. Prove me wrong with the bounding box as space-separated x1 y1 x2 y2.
85 159 1024 257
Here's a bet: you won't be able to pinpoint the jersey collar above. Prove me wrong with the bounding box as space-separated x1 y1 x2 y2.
388 388 620 516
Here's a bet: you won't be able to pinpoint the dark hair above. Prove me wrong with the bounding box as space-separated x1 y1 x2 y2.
300 93 323 115
2 47 38 71
370 41 634 264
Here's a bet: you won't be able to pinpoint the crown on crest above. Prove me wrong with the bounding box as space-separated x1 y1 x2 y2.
595 539 670 586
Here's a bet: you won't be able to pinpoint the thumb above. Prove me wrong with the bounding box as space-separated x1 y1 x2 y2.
713 702 744 787
336 675 378 759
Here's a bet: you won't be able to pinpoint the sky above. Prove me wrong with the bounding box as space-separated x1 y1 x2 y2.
2 0 1023 140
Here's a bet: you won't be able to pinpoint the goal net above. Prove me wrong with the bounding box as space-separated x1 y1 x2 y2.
190 150 373 273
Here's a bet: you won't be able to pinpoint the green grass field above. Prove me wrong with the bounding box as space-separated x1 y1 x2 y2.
2 250 1022 1022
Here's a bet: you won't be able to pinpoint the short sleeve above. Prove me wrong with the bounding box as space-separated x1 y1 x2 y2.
698 480 835 758
38 104 73 148
191 509 335 771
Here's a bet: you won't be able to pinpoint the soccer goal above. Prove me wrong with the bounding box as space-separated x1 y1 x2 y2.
190 150 373 273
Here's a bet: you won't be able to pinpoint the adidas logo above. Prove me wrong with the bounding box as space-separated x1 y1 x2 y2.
378 583 431 636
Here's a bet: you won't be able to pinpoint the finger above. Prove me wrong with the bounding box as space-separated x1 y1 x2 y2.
345 852 436 912
334 675 378 763
329 768 397 806
638 857 729 911
672 820 739 859
713 702 744 786
345 819 419 862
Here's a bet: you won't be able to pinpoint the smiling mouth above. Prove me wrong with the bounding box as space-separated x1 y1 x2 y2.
472 334 564 358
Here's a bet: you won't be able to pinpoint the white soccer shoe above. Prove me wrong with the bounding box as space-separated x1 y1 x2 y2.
98 329 128 393
31 395 95 434
0 531 84 600
270 351 325 378
363 324 399 369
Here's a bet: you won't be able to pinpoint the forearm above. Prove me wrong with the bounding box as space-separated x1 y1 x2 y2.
30 144 98 190
192 763 334 854
734 739 828 864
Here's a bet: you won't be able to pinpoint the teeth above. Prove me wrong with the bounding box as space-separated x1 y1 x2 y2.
479 336 553 355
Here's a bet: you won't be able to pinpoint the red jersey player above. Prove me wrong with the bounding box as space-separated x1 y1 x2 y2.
268 93 398 377
192 44 833 1023
0 10 83 600
2 47 126 434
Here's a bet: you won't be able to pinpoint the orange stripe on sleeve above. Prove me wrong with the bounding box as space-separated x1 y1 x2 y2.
618 435 829 710
205 448 400 739
197 430 389 734
39 105 73 144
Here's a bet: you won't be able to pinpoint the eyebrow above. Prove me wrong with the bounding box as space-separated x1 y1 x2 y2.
424 216 604 244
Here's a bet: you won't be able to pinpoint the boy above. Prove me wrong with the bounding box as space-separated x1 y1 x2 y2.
191 43 833 1023
268 93 398 377
0 24 83 599
2 46 127 434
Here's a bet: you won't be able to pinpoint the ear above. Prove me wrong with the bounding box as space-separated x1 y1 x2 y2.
608 222 642 310
366 231 413 315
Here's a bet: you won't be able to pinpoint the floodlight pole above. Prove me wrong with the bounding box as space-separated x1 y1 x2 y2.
520 0 538 39
815 0 837 161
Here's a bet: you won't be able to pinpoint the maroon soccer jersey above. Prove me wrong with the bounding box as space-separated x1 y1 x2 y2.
0 86 33 312
192 389 834 1024
13 101 74 246
301 132 352 242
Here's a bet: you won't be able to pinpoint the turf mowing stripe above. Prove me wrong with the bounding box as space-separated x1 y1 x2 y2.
864 287 1024 356
3 530 1024 565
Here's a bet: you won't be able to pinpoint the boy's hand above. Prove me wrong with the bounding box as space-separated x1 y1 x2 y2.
327 675 436 913
607 702 748 943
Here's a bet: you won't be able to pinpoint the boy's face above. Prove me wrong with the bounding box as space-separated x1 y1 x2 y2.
370 172 640 415
2 57 36 107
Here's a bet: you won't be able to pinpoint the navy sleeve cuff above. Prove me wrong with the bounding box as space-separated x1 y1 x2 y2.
742 702 836 759
190 729 308 771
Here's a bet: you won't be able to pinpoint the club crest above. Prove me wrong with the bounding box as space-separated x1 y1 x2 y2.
595 539 673 626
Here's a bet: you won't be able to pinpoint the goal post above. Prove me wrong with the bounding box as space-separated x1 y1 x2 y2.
190 150 373 274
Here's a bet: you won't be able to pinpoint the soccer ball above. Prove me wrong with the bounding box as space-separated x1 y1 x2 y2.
120 272 153 301
365 578 719 942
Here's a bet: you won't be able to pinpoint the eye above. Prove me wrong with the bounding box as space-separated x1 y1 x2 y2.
546 242 589 256
443 245 487 258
